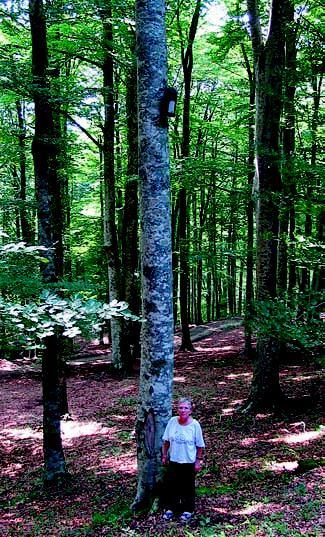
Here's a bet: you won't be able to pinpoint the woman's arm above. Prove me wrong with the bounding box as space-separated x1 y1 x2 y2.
194 446 204 472
162 440 170 464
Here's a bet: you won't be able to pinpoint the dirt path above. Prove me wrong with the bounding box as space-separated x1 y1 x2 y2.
0 318 243 373
0 325 323 536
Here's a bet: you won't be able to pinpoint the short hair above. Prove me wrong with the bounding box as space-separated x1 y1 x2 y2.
178 397 193 408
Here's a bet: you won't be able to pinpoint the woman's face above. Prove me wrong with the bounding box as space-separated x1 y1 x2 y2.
178 402 192 420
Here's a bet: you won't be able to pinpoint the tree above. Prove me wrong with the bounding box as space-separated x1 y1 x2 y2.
278 0 296 297
29 0 67 481
177 0 201 351
133 0 174 509
243 0 287 411
98 0 129 372
121 38 141 365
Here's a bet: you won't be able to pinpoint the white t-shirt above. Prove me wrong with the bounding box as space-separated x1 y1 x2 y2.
162 416 205 464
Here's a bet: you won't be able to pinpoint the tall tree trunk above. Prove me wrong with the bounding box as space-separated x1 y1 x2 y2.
121 53 141 365
178 0 201 351
133 0 174 510
29 0 66 481
16 100 34 243
244 0 287 411
172 194 180 326
241 42 255 356
51 59 71 417
206 270 211 321
238 258 244 316
300 73 322 296
278 0 296 298
99 2 127 371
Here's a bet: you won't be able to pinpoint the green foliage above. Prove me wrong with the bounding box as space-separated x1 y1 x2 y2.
0 238 139 352
197 483 236 496
91 498 132 529
0 291 138 351
0 239 46 299
252 293 324 352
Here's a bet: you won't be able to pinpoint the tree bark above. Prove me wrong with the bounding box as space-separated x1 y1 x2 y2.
16 101 34 243
300 73 322 295
278 0 296 298
133 0 174 510
241 42 255 356
29 0 67 481
121 52 141 366
99 1 128 371
178 0 201 351
244 0 287 411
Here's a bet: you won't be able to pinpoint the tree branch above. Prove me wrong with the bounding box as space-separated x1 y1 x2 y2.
247 0 263 65
65 113 102 148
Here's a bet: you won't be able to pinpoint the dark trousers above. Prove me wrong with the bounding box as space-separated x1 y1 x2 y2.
162 462 195 513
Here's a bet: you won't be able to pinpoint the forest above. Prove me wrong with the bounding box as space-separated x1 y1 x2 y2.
0 0 324 535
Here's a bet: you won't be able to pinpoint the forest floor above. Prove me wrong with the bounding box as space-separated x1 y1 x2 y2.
0 323 324 536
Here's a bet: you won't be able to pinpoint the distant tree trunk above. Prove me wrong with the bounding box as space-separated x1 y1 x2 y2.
241 42 255 356
29 0 67 481
121 53 141 365
133 0 174 510
172 194 180 326
178 0 201 351
312 208 325 291
238 259 244 316
196 187 208 324
16 100 34 243
278 0 296 298
300 73 322 296
206 271 211 321
310 74 323 292
244 0 286 411
227 208 237 316
99 2 128 371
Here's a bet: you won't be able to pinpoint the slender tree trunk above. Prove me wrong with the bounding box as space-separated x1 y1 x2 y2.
300 74 322 296
238 259 244 316
178 0 201 351
172 194 180 326
99 2 128 371
134 0 174 509
121 53 141 365
241 43 255 356
278 0 296 298
29 0 66 481
206 270 211 321
16 101 34 243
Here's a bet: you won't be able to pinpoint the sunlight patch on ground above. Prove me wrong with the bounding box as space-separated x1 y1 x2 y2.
234 501 281 516
289 375 316 382
195 345 235 352
266 460 298 472
61 420 115 441
0 359 20 371
174 375 186 383
226 372 251 379
111 414 131 422
240 437 258 447
1 426 42 441
269 430 323 445
221 399 244 415
221 407 234 415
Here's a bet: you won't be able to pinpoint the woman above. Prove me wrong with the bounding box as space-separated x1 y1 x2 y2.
161 397 205 521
